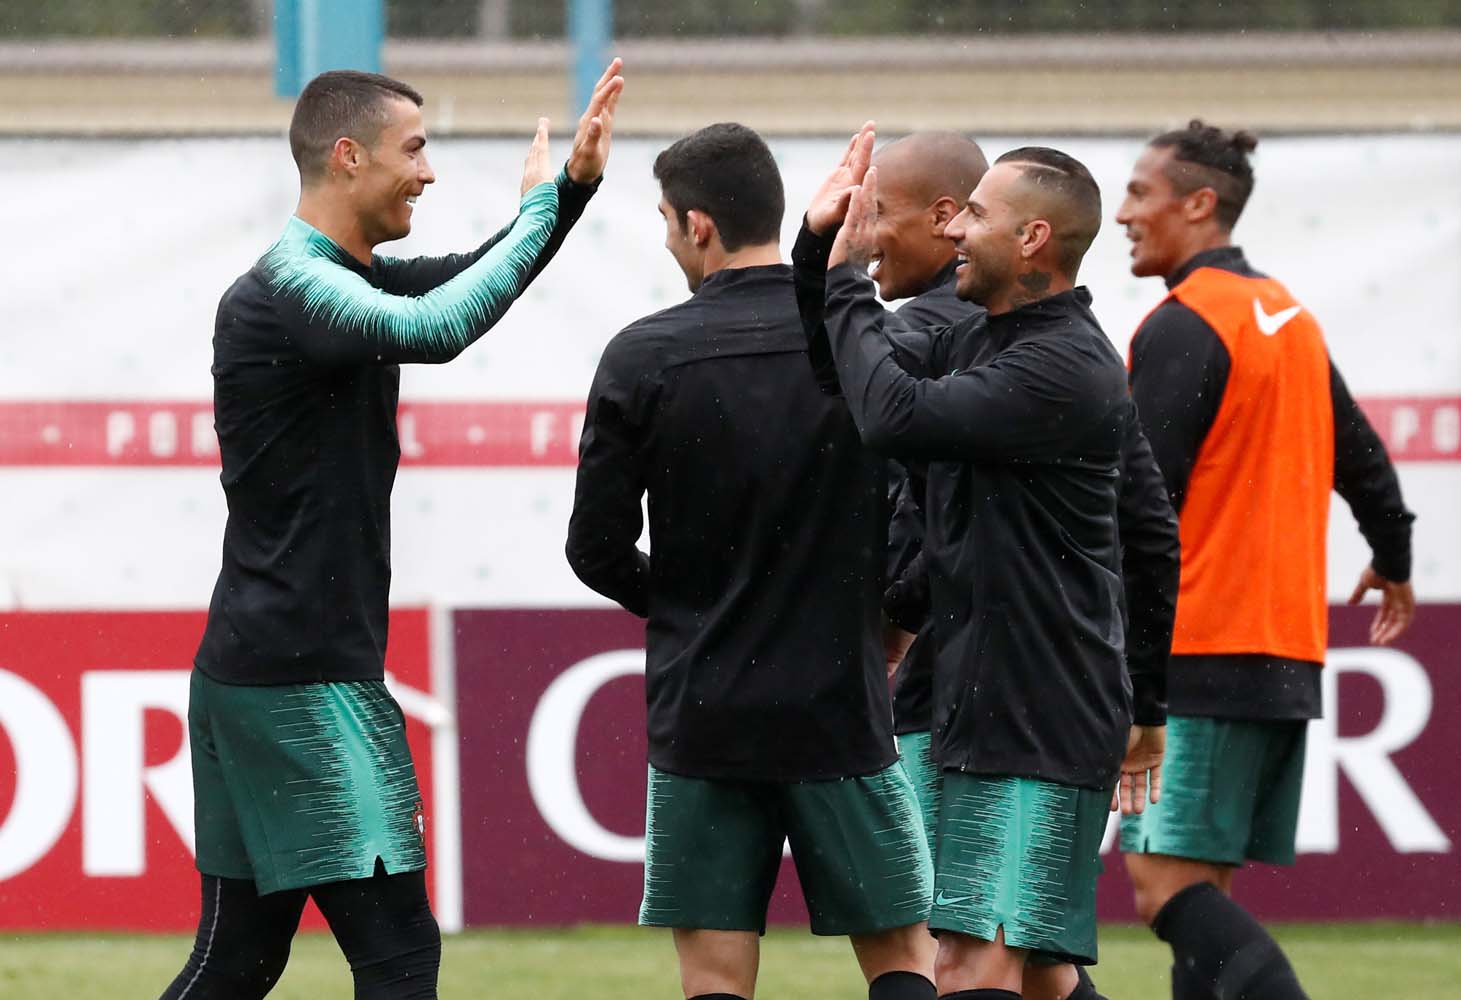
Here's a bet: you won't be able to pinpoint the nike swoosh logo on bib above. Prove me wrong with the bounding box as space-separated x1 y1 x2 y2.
935 890 976 906
1253 299 1302 336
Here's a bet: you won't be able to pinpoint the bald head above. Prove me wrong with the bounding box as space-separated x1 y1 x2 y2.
862 132 989 300
873 132 989 209
993 146 1102 278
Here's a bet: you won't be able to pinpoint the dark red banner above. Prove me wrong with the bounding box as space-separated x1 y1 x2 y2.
0 609 441 931
455 605 1461 926
0 397 1454 466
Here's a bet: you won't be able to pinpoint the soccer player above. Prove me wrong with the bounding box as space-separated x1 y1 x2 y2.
841 130 989 782
794 129 1178 1000
161 62 623 1000
860 134 1178 1000
566 122 937 1000
1114 120 1417 1000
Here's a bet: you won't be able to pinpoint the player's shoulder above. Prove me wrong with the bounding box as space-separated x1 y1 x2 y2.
597 299 695 372
216 260 274 324
1133 294 1216 350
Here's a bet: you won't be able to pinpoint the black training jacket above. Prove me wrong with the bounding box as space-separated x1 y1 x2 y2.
794 228 1179 791
196 171 597 685
566 264 896 783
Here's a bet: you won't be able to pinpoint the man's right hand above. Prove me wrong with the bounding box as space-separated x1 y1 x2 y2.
1112 724 1165 816
520 117 553 196
805 122 875 235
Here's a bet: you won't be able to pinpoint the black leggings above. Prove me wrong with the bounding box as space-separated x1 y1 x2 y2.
159 862 440 999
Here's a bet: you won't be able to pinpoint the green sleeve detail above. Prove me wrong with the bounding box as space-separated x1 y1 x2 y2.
266 179 560 358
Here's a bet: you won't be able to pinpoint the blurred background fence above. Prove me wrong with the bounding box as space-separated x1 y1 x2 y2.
5 0 1461 38
4 1 1461 134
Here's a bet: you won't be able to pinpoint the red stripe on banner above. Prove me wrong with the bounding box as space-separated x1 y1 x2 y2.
0 401 586 468
0 397 1456 467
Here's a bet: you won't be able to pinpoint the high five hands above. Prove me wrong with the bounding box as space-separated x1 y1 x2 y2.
807 121 876 234
519 57 626 195
805 122 881 271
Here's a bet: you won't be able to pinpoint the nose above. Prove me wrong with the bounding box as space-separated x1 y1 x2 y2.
944 210 968 243
1114 198 1133 225
419 154 436 185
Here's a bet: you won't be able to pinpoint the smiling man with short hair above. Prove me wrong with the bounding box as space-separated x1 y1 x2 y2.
161 62 623 1000
1115 118 1416 1000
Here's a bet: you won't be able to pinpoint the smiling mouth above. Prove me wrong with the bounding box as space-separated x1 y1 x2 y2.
954 251 969 271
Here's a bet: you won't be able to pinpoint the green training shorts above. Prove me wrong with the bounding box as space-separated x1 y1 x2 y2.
639 761 933 936
930 773 1109 965
189 669 428 895
1120 714 1307 866
898 730 941 859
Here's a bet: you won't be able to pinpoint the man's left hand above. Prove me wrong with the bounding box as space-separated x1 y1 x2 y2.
883 621 917 679
1347 564 1416 646
830 165 880 271
566 57 625 184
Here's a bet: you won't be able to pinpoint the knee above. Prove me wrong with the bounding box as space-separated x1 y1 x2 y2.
1132 881 1171 927
932 934 967 985
852 922 936 982
1127 858 1207 928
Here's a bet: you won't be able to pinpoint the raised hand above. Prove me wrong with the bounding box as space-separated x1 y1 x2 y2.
806 122 875 235
521 117 553 196
567 57 626 184
830 165 880 271
1348 564 1417 645
1112 724 1165 816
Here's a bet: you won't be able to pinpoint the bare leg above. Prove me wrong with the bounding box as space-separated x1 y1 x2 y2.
934 926 1027 995
673 928 760 999
1126 853 1235 924
1023 962 1079 1000
851 920 937 993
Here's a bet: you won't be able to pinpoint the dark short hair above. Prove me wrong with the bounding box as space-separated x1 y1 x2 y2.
653 123 785 252
1148 119 1259 230
994 146 1102 277
289 70 424 182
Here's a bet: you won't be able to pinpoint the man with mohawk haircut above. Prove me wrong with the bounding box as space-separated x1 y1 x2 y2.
797 127 1179 1000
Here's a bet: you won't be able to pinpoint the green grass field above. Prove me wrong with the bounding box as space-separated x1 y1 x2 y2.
3 923 1459 999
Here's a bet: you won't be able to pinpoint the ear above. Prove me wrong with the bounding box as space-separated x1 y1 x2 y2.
331 136 366 177
1184 187 1219 225
1019 219 1053 260
929 196 960 234
685 209 717 249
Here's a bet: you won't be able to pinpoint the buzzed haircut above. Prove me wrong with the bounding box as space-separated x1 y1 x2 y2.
1149 119 1258 230
289 70 425 183
875 132 989 207
653 123 785 253
994 146 1103 277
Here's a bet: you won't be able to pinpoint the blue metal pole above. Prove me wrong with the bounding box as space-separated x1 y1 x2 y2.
274 0 300 96
568 0 612 117
276 0 384 98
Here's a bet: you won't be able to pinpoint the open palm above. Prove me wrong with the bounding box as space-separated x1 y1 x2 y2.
806 121 875 234
567 57 626 184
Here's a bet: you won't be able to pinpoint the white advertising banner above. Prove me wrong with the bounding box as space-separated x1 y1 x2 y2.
0 133 1456 610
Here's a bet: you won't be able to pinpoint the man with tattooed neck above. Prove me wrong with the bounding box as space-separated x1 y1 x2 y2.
793 130 1176 1000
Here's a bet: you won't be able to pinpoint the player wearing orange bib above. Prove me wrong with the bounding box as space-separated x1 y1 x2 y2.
1115 120 1416 1000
